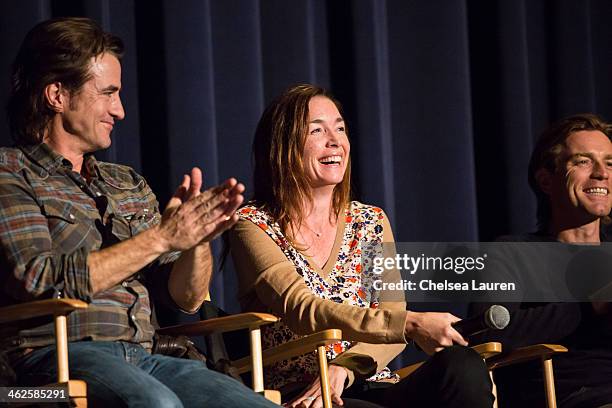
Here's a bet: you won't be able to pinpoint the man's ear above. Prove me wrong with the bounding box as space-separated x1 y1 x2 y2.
44 82 67 112
535 168 553 195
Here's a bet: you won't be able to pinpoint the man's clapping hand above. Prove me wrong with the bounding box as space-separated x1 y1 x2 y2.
157 167 244 252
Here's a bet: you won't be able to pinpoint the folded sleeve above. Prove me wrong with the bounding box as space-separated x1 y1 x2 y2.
0 166 92 302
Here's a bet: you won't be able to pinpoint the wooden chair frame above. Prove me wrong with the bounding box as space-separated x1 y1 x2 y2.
160 315 342 408
158 312 282 403
486 344 568 408
232 329 343 408
0 299 88 407
1 298 342 407
395 342 567 408
2 300 568 408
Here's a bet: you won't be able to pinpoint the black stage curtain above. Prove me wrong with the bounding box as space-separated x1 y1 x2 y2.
1 0 611 366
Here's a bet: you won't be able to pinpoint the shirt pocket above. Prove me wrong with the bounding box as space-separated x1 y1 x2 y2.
127 207 158 236
40 199 80 244
98 164 159 239
111 206 158 240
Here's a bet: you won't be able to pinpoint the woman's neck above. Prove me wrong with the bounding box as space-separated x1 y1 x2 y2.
303 186 335 226
295 187 339 268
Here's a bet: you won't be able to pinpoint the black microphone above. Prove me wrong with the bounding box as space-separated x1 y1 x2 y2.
452 305 510 337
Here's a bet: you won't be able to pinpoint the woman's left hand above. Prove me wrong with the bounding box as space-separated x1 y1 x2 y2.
285 365 349 408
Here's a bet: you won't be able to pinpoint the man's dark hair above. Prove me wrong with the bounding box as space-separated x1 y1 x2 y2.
6 17 124 145
528 113 612 230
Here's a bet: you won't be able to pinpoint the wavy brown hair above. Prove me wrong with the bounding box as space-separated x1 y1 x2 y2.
528 113 612 230
7 17 124 145
252 84 351 240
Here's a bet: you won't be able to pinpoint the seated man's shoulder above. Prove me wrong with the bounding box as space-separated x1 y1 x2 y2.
0 147 27 172
96 161 147 189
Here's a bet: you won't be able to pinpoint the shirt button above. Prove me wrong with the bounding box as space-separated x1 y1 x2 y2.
68 214 75 220
131 315 136 320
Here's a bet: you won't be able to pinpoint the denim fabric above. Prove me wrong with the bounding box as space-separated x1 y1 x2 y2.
12 341 278 408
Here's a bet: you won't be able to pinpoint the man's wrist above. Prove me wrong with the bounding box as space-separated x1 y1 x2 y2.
147 225 172 254
183 241 212 264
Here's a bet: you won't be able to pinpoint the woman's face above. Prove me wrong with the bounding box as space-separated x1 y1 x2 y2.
302 96 350 189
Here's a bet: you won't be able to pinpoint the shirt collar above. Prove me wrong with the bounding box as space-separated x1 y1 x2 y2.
82 154 101 180
19 143 100 177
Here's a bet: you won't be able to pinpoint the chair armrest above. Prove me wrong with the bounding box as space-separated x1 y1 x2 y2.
394 342 503 379
0 299 88 324
472 341 503 359
486 344 568 370
0 299 88 385
156 312 279 336
233 329 343 374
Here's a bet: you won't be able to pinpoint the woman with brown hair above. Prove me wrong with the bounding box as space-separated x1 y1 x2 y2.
229 84 493 408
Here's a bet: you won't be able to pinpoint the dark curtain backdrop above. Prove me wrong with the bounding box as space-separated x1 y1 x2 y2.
2 0 612 366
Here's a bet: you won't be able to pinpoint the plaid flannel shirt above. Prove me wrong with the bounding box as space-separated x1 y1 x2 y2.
0 143 179 351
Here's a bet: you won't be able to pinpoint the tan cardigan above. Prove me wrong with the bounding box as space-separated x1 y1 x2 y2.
229 209 408 386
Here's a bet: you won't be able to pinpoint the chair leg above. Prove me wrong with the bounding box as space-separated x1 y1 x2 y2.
54 314 69 383
542 357 557 408
66 379 88 408
261 390 281 405
73 397 87 408
316 345 332 408
248 326 286 405
489 370 498 408
249 327 265 393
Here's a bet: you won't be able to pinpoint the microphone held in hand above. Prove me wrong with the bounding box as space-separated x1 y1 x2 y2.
452 305 510 337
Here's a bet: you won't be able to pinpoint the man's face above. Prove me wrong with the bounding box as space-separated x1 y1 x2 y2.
61 53 125 153
550 130 612 223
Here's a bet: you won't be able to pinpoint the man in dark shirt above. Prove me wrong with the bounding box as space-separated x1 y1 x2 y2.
0 17 277 407
472 113 612 408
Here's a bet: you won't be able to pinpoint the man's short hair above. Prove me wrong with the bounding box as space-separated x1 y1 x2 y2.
6 17 124 145
528 113 612 230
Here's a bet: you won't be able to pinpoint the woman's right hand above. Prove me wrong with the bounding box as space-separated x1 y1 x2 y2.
404 311 467 355
285 365 348 408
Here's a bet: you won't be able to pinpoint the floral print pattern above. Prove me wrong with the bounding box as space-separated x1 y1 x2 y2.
238 201 399 389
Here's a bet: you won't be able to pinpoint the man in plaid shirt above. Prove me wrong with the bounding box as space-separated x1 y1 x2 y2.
1 17 277 408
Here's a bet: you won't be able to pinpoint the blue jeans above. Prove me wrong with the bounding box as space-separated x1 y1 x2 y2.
12 341 278 408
